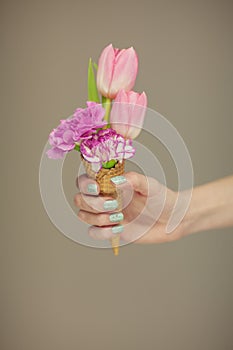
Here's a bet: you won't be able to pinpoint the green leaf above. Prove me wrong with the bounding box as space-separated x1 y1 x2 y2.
102 159 117 169
74 144 80 152
93 62 98 70
88 58 100 103
102 95 107 105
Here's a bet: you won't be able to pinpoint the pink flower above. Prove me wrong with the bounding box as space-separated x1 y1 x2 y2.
46 121 77 159
73 102 106 135
110 90 147 139
46 102 107 159
80 128 135 172
96 44 138 99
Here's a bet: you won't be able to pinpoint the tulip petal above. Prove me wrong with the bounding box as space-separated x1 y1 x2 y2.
110 90 147 139
109 47 138 98
127 104 147 139
111 90 130 134
137 91 147 111
96 44 115 98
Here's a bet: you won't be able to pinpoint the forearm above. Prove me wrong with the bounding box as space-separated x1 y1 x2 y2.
182 176 233 236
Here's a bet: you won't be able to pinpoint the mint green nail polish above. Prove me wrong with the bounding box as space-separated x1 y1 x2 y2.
112 225 124 234
109 212 124 223
111 175 127 185
103 199 118 210
87 183 98 194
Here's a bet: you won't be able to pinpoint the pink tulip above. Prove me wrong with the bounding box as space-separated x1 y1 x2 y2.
110 90 147 139
96 44 138 99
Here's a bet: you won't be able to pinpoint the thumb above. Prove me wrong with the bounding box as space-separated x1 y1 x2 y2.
124 172 163 197
76 174 100 195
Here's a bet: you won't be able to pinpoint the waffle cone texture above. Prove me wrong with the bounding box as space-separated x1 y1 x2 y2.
81 155 124 256
81 156 125 195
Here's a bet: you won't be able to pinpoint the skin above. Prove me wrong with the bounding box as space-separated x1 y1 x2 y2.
74 172 233 244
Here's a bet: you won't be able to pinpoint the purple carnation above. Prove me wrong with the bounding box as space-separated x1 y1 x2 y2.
80 128 135 172
73 101 107 136
47 102 107 159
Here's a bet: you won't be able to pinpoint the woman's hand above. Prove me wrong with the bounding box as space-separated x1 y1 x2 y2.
74 172 233 244
74 172 184 244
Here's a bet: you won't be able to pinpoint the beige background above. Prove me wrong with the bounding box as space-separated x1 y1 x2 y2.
1 0 233 349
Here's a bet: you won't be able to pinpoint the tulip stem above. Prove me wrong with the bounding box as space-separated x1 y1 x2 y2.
103 97 112 125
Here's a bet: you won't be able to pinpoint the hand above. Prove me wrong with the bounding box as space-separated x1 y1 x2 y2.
74 172 184 244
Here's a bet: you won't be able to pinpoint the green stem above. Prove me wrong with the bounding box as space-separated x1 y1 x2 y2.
102 97 112 124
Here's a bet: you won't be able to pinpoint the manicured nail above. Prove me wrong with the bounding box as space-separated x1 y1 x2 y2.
87 183 98 194
109 212 124 223
111 175 127 185
112 225 124 234
103 199 118 211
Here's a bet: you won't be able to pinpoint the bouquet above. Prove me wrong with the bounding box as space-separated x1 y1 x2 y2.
47 44 147 255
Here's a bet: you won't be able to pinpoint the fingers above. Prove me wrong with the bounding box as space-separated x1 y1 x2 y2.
75 174 118 213
78 210 124 227
76 174 100 195
75 174 134 213
75 174 125 227
87 221 148 243
88 225 124 240
74 193 118 213
76 172 163 203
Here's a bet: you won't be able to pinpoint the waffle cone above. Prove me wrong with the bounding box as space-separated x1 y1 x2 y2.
111 235 120 256
81 156 124 255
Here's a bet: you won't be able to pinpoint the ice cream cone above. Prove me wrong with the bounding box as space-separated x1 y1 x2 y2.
81 155 124 255
111 235 120 256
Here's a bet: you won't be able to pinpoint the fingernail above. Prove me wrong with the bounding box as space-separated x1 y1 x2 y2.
111 175 127 185
103 199 118 211
87 183 98 194
112 225 124 234
109 212 124 223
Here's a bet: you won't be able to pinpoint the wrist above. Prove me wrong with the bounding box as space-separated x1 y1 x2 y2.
180 177 233 236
